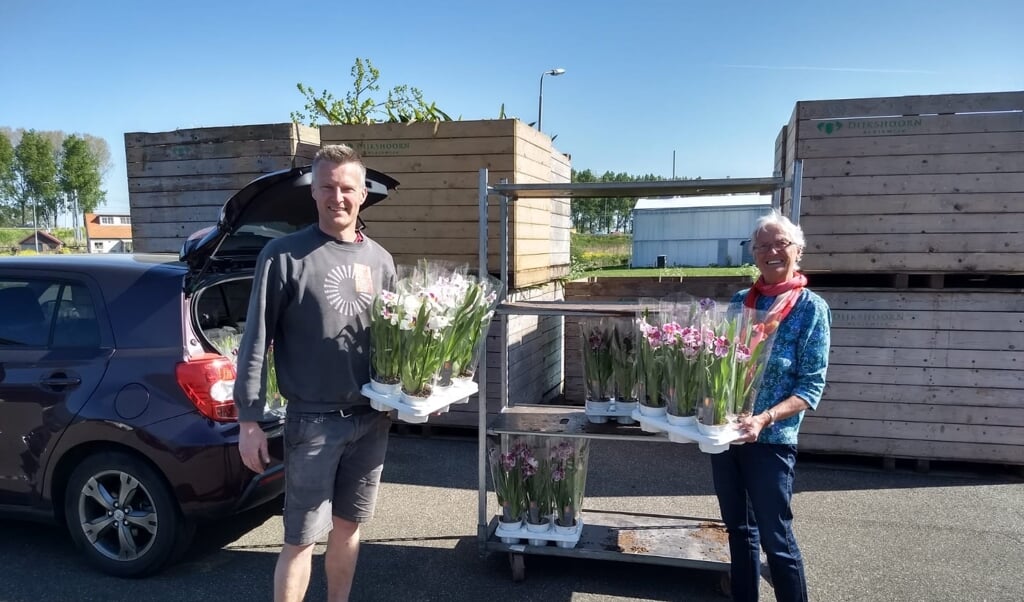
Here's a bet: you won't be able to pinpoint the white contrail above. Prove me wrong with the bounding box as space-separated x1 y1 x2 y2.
720 64 940 74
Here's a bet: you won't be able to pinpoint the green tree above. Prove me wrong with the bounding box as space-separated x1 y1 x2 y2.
291 57 451 125
60 135 106 242
0 133 16 225
13 130 59 227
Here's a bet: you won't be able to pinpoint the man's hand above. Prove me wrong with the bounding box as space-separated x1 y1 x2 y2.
238 421 270 473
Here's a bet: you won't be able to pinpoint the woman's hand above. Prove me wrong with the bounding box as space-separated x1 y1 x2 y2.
735 412 772 443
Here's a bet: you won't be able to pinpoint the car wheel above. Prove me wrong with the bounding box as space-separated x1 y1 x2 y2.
64 452 191 577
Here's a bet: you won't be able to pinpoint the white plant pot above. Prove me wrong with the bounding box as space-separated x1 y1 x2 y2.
369 379 402 395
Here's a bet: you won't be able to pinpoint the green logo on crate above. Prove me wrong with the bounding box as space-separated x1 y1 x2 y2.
817 121 843 135
353 141 411 156
815 117 924 136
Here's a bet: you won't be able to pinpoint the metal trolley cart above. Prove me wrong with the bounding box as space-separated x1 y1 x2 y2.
474 167 800 583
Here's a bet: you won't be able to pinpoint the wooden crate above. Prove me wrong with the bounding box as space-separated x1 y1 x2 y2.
776 91 1024 273
431 280 565 429
562 276 753 403
804 285 1024 465
320 119 571 289
126 123 320 253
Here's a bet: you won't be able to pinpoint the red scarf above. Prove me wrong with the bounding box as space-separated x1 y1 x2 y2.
744 272 807 334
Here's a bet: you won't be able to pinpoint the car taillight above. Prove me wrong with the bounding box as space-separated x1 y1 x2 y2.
176 354 238 422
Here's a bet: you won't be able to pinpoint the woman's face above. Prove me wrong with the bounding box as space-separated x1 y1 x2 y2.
752 224 802 284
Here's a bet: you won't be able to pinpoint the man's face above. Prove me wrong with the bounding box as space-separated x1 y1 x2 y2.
311 160 367 239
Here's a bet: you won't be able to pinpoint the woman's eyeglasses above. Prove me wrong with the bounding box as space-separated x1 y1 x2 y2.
752 240 795 253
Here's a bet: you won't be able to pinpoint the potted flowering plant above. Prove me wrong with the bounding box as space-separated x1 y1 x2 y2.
397 288 447 401
521 438 552 527
697 306 775 435
369 290 402 393
488 438 527 527
580 318 614 423
447 274 500 382
549 438 589 532
609 319 638 403
662 319 704 425
636 310 668 416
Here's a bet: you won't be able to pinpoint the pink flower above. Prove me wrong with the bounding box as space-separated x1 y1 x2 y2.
735 342 751 362
713 336 730 358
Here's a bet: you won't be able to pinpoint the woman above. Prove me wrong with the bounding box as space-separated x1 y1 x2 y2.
711 210 831 602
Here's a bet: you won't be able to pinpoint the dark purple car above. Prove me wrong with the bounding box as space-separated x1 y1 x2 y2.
0 165 398 576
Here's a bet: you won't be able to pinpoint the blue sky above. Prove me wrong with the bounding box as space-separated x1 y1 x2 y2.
2 0 1021 215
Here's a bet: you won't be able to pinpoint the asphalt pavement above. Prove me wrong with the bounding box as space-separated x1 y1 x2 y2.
1 434 1021 601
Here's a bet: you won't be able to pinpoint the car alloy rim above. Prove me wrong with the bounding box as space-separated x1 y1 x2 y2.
77 469 159 561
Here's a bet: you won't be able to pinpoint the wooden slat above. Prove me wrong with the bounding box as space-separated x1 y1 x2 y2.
830 347 1023 370
127 139 306 163
355 153 516 174
802 173 1024 196
798 434 1023 464
797 111 1024 139
803 252 1024 273
124 124 297 147
801 213 1021 234
802 152 1024 177
797 131 1024 159
825 364 1022 389
805 232 1024 254
348 136 517 158
823 382 1023 408
131 155 298 178
830 328 1024 352
822 290 1024 312
132 205 224 223
814 400 1024 426
828 308 1024 331
129 173 270 193
800 193 1021 216
801 416 1023 446
320 119 517 142
127 190 235 208
796 91 1024 120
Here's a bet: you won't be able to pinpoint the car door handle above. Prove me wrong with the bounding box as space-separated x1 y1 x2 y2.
40 372 82 389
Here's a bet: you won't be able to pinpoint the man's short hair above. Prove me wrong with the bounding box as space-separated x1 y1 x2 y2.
313 144 367 181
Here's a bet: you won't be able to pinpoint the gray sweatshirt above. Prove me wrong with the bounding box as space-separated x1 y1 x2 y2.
233 225 396 422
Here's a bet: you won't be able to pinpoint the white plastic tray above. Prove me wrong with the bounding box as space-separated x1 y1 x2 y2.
495 517 584 549
360 380 477 424
631 410 744 454
584 400 638 424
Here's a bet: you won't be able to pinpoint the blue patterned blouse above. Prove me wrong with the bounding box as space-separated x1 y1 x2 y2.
729 288 832 445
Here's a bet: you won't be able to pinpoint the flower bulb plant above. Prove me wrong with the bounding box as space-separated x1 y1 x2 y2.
549 438 590 528
580 318 615 402
488 438 527 524
608 320 638 402
698 305 775 427
397 288 447 398
369 290 402 386
520 437 553 526
636 311 668 408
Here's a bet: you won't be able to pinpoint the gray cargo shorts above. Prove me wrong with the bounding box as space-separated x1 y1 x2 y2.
282 407 390 546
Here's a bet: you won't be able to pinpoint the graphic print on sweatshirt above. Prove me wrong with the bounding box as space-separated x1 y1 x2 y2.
324 263 375 316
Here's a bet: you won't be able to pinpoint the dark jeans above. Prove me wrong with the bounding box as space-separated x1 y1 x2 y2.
710 443 807 602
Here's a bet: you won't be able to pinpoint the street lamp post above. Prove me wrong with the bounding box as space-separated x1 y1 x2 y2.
537 68 566 132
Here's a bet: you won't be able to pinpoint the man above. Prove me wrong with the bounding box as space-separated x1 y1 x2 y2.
234 144 396 602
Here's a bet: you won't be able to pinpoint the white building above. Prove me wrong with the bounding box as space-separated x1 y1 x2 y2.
631 195 773 267
85 213 134 253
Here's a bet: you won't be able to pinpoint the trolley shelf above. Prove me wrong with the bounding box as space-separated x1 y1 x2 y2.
497 300 644 317
485 509 731 572
487 405 667 441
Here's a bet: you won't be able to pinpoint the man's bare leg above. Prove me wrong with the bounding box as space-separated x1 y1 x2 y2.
274 542 316 602
325 516 361 602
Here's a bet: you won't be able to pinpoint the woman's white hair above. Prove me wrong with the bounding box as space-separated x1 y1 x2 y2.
752 209 806 249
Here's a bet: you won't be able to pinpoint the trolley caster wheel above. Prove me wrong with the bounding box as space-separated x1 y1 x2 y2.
509 552 525 582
